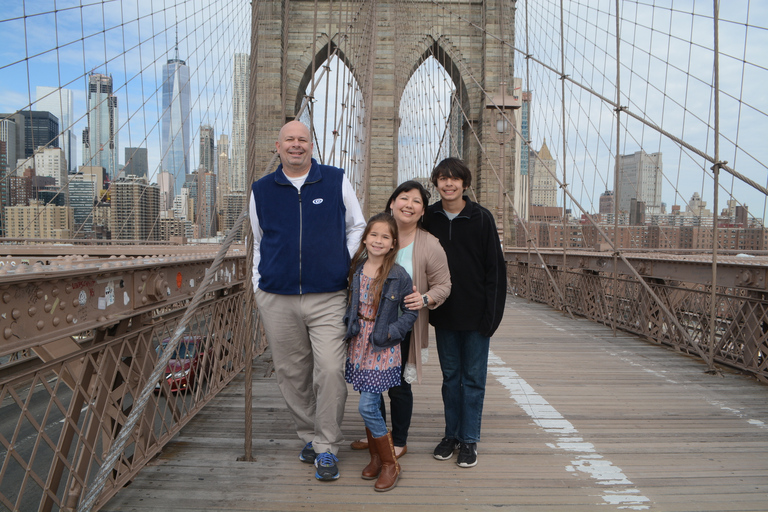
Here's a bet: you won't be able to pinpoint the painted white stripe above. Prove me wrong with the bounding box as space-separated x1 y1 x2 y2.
488 350 651 510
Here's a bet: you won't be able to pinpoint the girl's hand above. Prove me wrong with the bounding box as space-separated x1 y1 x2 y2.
405 286 423 311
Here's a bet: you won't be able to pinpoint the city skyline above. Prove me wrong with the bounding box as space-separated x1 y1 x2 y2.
0 0 250 200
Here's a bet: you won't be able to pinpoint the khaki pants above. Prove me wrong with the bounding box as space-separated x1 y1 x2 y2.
255 288 348 455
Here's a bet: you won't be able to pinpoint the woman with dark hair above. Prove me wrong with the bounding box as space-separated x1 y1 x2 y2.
350 180 451 458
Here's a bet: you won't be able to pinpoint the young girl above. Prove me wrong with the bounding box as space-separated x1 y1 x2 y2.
343 212 418 492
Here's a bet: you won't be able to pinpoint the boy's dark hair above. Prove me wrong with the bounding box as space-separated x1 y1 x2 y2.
430 157 472 189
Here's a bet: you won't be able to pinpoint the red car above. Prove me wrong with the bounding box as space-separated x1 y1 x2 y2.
155 336 209 392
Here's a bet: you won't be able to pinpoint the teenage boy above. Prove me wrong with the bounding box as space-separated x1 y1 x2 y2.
423 157 507 468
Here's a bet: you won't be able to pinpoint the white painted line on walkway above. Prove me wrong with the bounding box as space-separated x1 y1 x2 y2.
488 350 651 510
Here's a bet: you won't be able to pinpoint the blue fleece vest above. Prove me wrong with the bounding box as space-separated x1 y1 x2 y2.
252 159 350 295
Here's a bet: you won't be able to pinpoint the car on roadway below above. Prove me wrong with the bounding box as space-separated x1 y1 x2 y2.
155 336 209 392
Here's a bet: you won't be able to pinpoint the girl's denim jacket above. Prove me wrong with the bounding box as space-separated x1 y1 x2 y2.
343 262 419 351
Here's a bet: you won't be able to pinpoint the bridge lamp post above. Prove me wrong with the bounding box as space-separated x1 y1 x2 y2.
495 115 513 231
486 83 521 245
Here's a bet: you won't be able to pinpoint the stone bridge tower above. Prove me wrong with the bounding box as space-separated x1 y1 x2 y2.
248 0 518 240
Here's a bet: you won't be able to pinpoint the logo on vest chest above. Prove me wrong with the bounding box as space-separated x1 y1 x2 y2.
312 198 324 205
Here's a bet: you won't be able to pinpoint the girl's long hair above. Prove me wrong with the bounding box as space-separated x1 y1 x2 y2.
348 212 400 314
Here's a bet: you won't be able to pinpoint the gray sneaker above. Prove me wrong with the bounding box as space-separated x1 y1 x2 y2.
456 442 477 468
433 437 459 460
299 441 316 463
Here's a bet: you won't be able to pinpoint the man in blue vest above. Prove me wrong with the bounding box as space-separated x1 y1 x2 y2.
249 120 366 481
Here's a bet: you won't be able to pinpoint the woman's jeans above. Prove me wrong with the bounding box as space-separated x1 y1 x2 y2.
359 391 388 438
434 328 490 444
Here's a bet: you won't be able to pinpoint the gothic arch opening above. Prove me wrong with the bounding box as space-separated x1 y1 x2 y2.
397 40 471 184
297 44 367 192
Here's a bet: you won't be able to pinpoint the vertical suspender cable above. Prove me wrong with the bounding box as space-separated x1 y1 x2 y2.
240 0 263 464
708 0 721 372
612 0 621 336
281 0 290 121
558 0 568 311
524 0 532 300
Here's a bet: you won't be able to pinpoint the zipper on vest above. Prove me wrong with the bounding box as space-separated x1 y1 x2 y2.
298 190 303 294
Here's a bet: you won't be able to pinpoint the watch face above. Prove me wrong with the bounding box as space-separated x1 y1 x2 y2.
422 295 429 306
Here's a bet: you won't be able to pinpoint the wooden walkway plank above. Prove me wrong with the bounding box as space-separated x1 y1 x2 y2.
103 297 768 512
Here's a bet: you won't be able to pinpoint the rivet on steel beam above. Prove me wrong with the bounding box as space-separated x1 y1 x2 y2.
3 328 11 339
65 285 73 293
11 309 20 320
37 289 44 299
66 314 74 323
2 292 10 303
52 287 59 296
36 320 44 330
52 317 60 326
97 316 106 322
72 298 79 307
44 303 52 313
28 306 37 317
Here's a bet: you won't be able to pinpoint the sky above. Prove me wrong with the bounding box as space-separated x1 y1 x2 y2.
517 0 768 220
1 0 766 220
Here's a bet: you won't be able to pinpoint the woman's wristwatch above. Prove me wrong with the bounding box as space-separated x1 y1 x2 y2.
422 294 429 307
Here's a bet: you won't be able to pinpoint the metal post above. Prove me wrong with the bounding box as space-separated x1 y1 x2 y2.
612 0 621 336
558 0 568 310
708 0 721 373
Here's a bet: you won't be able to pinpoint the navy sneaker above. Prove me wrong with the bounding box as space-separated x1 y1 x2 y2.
433 437 459 460
314 451 340 481
299 442 316 464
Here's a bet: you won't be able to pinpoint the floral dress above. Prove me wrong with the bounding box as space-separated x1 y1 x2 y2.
345 273 402 393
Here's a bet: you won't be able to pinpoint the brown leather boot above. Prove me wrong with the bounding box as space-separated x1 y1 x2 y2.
361 427 381 480
372 431 400 492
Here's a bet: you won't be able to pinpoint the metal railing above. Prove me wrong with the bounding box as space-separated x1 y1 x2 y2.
507 248 768 383
0 247 259 512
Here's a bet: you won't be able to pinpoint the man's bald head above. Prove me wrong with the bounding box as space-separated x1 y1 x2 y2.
276 121 313 177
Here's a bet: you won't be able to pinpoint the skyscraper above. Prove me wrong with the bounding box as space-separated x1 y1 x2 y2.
217 134 230 208
196 169 217 238
0 116 21 176
124 147 148 178
530 140 558 208
68 177 96 236
82 73 118 181
110 176 160 241
36 86 76 171
199 125 215 173
230 53 249 192
618 150 663 215
20 111 59 159
599 190 615 214
520 91 531 177
161 45 191 200
34 147 67 189
157 170 176 211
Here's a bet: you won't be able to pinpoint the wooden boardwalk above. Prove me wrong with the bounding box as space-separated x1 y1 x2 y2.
103 297 768 512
